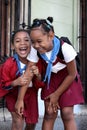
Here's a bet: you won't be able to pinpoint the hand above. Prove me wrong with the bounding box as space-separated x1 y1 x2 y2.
45 92 60 113
31 65 41 80
14 74 29 86
15 99 24 116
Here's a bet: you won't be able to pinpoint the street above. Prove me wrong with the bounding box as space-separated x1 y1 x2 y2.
0 115 87 130
0 104 87 130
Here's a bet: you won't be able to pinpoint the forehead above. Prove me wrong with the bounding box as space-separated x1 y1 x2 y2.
30 27 46 36
30 30 46 41
15 31 29 38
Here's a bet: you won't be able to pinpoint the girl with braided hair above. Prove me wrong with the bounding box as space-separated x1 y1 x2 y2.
1 29 39 130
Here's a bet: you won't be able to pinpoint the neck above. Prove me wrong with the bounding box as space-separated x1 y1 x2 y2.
19 57 28 65
47 42 53 52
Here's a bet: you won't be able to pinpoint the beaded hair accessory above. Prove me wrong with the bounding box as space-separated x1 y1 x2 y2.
11 22 30 39
19 22 30 29
46 19 52 26
31 18 53 31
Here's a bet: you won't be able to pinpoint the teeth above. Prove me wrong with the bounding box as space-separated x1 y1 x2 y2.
20 47 27 50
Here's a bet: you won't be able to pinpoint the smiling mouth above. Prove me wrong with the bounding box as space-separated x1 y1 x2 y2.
19 47 28 54
19 47 27 51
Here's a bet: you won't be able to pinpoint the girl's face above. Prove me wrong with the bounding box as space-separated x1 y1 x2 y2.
30 28 54 54
13 31 31 61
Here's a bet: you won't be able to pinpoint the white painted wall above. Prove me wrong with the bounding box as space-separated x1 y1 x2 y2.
31 0 79 116
31 0 79 51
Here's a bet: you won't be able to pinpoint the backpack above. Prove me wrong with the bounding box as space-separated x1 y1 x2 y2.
58 36 80 74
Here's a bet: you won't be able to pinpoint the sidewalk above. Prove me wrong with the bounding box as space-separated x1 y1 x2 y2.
0 104 87 121
0 104 87 130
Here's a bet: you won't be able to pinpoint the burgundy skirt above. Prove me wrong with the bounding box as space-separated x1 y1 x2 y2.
41 68 84 108
5 87 38 123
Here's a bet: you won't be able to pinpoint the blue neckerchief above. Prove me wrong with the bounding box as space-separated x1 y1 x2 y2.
40 36 60 88
13 53 26 75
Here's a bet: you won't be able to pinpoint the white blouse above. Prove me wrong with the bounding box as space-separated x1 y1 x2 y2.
27 43 77 73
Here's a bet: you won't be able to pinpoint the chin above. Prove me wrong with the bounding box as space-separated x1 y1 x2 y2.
38 50 46 54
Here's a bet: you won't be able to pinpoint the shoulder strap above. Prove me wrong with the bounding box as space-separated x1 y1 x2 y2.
57 38 64 59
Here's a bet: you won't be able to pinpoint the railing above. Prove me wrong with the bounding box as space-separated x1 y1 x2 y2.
0 0 31 64
0 0 31 109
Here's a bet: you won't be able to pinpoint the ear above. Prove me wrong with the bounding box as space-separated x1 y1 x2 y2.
48 31 54 40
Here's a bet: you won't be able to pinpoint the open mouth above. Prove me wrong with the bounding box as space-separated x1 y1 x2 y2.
19 47 28 54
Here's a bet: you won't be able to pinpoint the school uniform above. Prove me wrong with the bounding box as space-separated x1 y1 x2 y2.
33 42 84 108
1 57 38 123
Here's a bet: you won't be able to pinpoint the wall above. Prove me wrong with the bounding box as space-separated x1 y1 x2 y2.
31 0 79 51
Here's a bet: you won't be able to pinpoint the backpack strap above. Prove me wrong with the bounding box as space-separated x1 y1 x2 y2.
57 38 64 59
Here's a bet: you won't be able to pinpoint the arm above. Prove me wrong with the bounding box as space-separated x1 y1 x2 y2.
55 60 77 97
46 60 77 112
17 61 35 99
2 67 29 90
15 62 34 115
31 60 46 89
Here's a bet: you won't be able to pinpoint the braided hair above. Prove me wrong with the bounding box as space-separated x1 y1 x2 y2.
11 29 30 44
30 17 54 33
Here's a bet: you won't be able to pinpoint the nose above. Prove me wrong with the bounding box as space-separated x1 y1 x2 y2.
20 40 24 44
33 42 39 49
20 40 26 45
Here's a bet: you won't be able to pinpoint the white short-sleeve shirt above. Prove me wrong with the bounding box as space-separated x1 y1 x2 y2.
27 43 77 73
62 42 77 63
46 42 77 73
27 46 39 63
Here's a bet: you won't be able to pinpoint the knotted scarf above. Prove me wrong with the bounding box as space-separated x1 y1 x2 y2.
40 36 60 88
13 53 26 75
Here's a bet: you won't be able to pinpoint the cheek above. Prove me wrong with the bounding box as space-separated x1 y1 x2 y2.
13 45 18 49
28 44 31 50
13 44 19 53
43 42 50 49
27 44 31 51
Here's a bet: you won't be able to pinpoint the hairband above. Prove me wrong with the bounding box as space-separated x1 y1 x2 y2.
46 19 52 26
20 22 30 29
11 23 30 36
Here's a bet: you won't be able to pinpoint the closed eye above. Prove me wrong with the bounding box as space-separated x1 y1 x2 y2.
15 40 20 43
25 39 30 42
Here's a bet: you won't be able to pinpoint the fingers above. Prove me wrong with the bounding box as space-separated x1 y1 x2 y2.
15 107 23 117
23 79 29 84
47 103 58 113
52 103 60 112
46 99 60 113
15 101 24 117
52 104 58 113
31 65 39 75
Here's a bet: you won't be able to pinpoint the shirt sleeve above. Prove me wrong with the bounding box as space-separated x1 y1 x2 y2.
62 42 77 63
27 46 39 63
1 58 17 89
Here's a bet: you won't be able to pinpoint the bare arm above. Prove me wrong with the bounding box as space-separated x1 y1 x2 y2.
55 60 77 97
17 61 35 100
17 63 41 101
45 60 77 112
15 62 34 115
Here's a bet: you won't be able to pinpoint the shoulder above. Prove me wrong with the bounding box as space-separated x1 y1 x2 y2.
2 57 17 69
27 46 39 63
61 42 77 63
1 57 18 77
